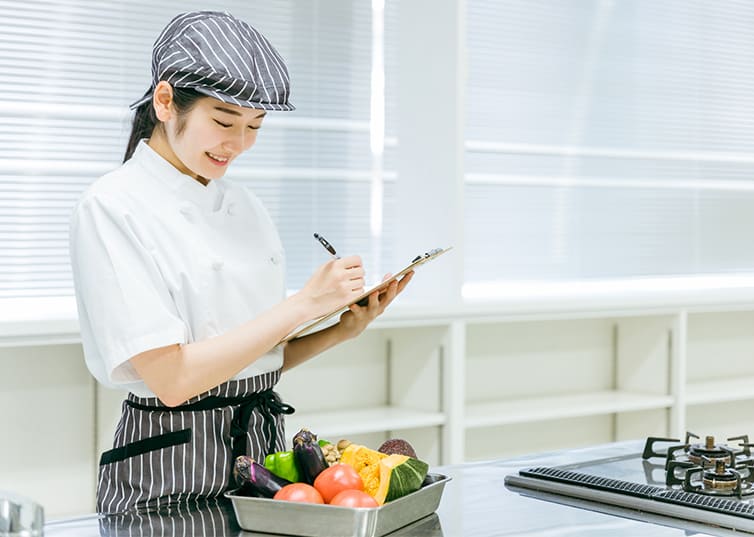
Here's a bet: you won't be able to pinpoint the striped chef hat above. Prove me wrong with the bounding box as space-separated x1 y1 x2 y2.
130 11 294 111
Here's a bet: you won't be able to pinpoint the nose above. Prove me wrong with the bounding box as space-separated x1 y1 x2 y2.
222 129 244 153
223 128 257 153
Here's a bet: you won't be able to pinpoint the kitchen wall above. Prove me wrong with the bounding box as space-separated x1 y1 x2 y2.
1 344 95 515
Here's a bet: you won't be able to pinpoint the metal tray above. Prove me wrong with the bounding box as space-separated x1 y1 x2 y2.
225 473 450 537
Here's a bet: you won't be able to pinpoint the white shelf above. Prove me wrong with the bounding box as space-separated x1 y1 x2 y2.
686 376 754 406
465 391 675 428
284 405 446 440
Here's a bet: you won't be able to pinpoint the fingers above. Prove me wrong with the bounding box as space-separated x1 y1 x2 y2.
396 271 414 293
365 280 398 313
331 256 365 294
376 273 412 310
361 272 414 309
381 280 399 309
317 257 413 318
338 255 363 270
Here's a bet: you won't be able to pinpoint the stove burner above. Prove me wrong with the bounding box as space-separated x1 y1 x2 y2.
643 432 750 465
687 435 731 466
642 432 754 498
702 459 739 491
684 458 751 497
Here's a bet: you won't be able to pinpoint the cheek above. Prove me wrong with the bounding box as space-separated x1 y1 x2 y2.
244 131 260 150
194 125 223 147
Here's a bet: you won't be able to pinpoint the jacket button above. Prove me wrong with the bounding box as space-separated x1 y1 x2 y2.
179 204 194 222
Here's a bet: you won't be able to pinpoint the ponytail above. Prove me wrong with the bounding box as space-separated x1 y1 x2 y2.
123 102 158 162
122 87 205 163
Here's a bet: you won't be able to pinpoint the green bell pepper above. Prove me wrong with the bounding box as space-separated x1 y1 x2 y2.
264 450 301 483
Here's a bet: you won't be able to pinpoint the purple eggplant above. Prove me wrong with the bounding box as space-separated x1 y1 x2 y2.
292 428 328 484
233 455 291 498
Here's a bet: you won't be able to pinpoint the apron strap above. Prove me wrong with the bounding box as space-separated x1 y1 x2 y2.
125 390 296 458
230 391 295 460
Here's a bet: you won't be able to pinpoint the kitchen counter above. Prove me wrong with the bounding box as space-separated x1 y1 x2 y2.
44 440 737 537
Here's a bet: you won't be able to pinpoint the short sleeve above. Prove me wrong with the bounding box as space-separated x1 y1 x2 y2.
70 193 187 387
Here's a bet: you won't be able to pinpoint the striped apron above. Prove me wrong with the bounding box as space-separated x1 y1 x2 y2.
98 497 239 536
96 370 293 514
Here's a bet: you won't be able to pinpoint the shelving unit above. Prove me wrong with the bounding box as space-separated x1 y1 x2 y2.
285 406 446 439
465 391 675 428
686 376 754 406
6 288 754 515
262 295 754 462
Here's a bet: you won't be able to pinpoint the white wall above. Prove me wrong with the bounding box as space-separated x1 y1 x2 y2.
0 344 95 516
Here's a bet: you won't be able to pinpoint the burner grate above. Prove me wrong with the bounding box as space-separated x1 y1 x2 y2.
520 466 754 521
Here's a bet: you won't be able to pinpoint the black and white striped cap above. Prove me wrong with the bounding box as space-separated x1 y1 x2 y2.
130 11 294 111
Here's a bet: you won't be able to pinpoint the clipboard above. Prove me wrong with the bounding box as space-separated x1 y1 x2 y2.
281 246 453 343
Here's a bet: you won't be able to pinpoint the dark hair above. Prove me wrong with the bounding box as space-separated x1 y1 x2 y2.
123 87 206 162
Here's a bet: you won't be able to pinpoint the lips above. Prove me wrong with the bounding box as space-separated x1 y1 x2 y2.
206 151 230 166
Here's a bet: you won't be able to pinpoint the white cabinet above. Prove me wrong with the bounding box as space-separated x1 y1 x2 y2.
283 301 754 463
5 294 754 516
278 326 448 466
685 310 754 441
462 314 676 461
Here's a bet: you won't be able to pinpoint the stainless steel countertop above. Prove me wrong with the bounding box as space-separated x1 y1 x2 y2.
44 441 735 537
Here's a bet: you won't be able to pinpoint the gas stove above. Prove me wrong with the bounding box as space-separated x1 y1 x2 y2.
505 433 754 534
645 433 754 498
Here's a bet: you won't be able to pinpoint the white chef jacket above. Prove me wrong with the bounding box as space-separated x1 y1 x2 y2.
70 140 285 398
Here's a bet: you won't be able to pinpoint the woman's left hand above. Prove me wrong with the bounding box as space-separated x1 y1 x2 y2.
336 271 414 340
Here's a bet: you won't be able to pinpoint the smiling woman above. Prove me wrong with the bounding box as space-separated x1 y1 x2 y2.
145 90 268 184
67 9 411 515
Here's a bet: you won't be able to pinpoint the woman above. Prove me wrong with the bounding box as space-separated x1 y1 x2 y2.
69 10 412 514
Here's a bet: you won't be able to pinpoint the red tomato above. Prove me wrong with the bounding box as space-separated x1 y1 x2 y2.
273 483 324 504
329 489 379 508
313 463 364 503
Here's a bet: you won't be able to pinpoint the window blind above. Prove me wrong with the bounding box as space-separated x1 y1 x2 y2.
465 0 754 287
0 0 395 299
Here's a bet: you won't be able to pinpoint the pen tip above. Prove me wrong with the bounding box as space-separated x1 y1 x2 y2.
313 233 319 239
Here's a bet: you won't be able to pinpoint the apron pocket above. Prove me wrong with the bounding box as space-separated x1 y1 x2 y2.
100 428 192 466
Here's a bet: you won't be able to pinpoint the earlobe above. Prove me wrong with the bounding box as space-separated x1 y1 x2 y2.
152 81 174 122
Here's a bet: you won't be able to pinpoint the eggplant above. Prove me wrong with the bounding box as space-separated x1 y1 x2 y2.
233 455 291 498
292 428 328 484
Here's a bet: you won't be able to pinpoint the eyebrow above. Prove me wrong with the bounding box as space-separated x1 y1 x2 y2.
213 105 267 119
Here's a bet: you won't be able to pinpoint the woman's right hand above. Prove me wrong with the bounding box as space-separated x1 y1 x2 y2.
298 255 366 318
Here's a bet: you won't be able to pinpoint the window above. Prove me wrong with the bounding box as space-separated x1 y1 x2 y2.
464 0 754 296
0 0 395 302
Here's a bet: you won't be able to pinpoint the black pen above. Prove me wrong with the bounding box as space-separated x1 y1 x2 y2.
315 232 370 306
314 233 339 258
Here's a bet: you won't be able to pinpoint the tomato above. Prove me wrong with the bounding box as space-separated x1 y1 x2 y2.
273 483 324 504
313 463 364 503
329 489 379 508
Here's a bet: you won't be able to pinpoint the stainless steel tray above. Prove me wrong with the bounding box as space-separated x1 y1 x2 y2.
225 473 450 537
